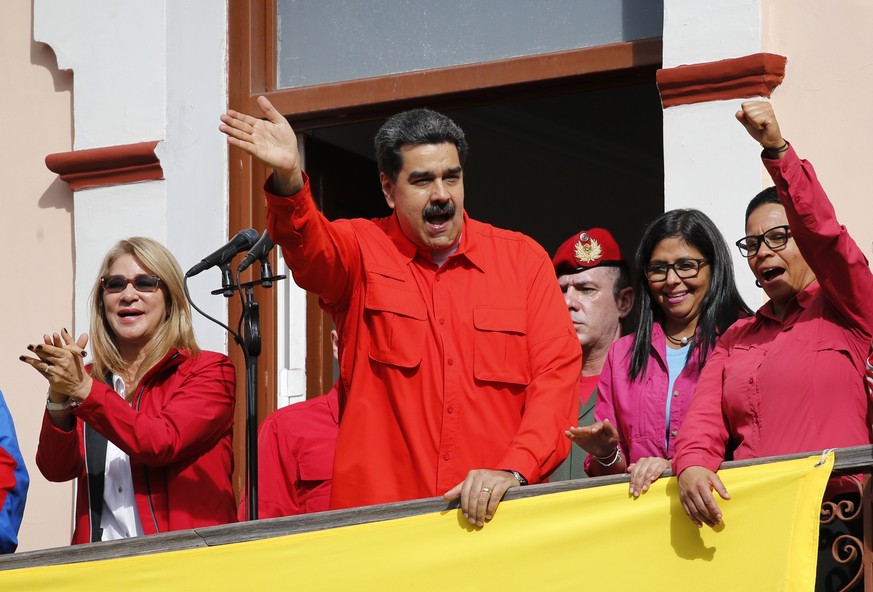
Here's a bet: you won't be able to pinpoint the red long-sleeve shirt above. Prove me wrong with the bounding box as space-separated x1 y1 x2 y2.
267 175 580 509
673 148 873 475
239 385 339 519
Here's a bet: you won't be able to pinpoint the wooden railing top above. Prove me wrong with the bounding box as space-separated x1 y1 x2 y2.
3 444 871 571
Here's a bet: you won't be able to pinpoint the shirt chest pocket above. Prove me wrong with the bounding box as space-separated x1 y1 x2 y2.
297 447 333 513
473 306 531 386
297 445 333 483
364 280 427 369
721 343 765 423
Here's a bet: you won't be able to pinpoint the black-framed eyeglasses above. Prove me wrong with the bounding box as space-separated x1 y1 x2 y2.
101 274 162 294
735 225 791 258
645 259 709 282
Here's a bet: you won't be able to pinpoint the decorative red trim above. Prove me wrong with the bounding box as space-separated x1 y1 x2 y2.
45 141 163 190
656 53 787 108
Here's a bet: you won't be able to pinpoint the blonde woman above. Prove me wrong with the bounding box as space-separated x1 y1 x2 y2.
22 237 237 544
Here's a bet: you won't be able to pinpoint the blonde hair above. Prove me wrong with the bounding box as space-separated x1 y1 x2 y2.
89 237 200 393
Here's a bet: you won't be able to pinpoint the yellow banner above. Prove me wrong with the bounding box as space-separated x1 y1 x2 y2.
2 454 832 591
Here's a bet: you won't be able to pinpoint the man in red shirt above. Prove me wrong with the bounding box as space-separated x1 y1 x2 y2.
549 229 633 481
220 97 581 527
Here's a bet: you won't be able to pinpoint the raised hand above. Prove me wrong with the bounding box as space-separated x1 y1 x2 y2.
565 419 625 476
219 95 304 195
21 328 92 403
735 100 785 151
565 418 620 458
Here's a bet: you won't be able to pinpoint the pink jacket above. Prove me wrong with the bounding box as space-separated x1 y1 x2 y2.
587 323 711 470
37 349 237 544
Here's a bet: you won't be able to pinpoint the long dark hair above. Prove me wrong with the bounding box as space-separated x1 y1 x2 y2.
628 209 751 380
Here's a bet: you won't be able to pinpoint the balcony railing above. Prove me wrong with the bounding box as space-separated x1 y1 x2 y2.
2 444 872 590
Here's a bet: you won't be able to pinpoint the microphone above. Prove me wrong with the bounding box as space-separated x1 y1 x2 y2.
186 228 260 277
236 230 275 274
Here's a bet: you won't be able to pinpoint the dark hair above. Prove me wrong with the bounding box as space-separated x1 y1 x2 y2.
744 186 781 223
610 264 632 297
628 209 752 380
374 109 469 182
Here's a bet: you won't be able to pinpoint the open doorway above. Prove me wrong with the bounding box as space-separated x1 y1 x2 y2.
298 74 663 390
304 76 663 263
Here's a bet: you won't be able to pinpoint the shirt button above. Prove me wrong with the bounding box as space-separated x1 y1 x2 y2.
443 453 450 461
118 487 123 493
439 318 445 325
435 275 441 282
448 359 454 366
671 429 678 437
672 390 679 397
447 406 454 414
748 377 754 384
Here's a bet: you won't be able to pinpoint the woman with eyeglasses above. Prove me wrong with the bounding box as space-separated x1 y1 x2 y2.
567 209 750 494
21 237 237 544
672 101 873 590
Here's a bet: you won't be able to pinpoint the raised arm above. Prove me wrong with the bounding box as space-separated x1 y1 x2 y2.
219 96 304 196
737 100 873 340
735 100 787 156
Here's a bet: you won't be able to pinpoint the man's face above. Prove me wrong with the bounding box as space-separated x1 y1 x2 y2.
381 143 464 254
558 266 629 352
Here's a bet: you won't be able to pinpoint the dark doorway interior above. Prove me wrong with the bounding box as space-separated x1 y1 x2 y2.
302 77 664 261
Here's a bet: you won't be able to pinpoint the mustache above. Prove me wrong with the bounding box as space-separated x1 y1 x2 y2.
422 201 456 219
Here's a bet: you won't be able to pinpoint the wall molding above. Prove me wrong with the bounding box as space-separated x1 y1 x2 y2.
657 53 787 108
45 141 163 190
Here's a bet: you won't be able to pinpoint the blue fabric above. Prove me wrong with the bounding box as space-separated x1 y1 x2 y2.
0 389 28 553
664 345 690 449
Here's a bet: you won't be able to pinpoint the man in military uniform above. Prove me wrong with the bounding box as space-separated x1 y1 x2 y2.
550 229 633 480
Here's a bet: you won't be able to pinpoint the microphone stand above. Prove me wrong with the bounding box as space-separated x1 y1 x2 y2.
197 256 285 522
237 258 285 522
184 229 283 523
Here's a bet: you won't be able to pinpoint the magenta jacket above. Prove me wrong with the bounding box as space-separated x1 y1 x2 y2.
586 322 712 472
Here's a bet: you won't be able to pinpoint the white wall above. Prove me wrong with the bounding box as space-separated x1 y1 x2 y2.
764 0 873 269
662 0 767 308
1 0 76 552
3 0 231 550
34 0 231 353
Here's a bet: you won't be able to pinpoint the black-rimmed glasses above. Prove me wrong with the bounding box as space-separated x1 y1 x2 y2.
101 274 162 294
645 259 709 282
735 225 791 258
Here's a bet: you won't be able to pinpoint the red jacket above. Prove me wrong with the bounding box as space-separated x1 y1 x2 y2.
37 349 237 544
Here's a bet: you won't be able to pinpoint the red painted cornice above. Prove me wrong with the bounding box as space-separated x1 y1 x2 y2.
657 53 787 108
45 141 163 190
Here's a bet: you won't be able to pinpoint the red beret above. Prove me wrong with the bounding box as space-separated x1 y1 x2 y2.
552 228 625 275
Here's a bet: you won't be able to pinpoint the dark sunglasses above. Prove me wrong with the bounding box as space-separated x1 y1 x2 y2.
101 274 162 294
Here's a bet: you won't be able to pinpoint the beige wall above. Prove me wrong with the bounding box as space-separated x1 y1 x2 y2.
1 1 75 550
764 0 873 265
